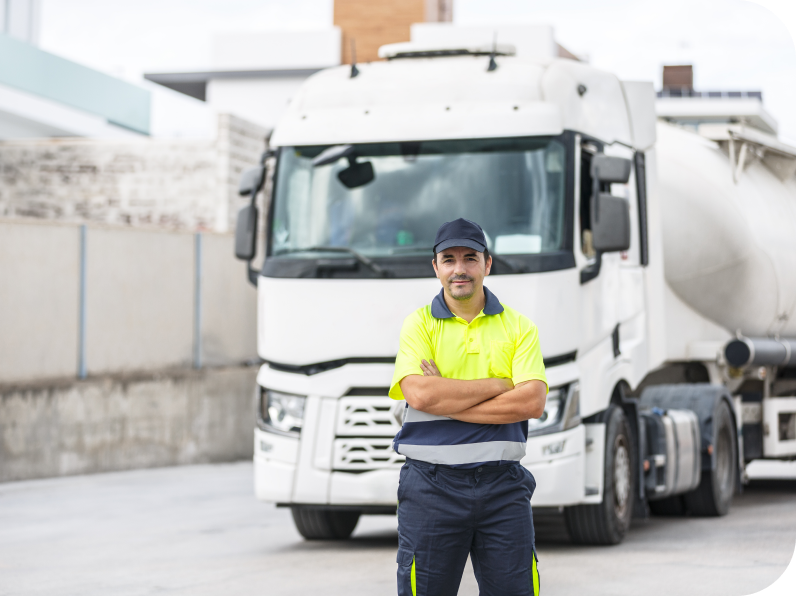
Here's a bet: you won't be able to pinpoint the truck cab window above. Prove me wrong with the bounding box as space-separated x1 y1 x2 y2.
268 136 572 277
580 145 596 259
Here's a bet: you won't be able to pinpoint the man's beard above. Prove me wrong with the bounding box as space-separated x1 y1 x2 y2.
447 275 475 300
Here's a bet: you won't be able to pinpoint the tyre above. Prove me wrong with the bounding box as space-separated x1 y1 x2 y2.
564 405 636 545
290 507 360 540
684 400 736 516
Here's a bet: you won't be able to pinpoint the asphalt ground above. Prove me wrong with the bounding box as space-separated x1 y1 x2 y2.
0 461 794 596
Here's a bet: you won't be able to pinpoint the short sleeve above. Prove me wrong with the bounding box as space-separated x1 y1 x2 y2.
512 317 548 393
389 309 434 401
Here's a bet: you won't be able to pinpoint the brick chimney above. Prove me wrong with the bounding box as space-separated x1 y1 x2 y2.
334 0 453 64
662 65 694 92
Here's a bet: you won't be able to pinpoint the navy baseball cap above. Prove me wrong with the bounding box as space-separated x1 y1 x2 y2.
434 218 487 254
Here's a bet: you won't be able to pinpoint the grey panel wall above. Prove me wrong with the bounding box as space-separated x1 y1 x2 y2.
0 219 258 383
0 220 79 382
85 227 194 374
200 233 257 367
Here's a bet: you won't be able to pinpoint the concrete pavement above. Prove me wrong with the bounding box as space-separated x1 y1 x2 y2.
0 461 794 595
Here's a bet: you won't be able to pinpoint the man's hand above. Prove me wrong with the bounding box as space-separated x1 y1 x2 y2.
420 359 442 377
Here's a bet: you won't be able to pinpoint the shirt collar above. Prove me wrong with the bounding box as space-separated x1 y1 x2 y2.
430 286 504 319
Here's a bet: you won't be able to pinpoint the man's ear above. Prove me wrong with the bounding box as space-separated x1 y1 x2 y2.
484 255 492 276
432 257 440 279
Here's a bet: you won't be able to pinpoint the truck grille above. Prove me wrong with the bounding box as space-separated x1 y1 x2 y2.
333 438 405 470
333 396 404 470
336 396 402 437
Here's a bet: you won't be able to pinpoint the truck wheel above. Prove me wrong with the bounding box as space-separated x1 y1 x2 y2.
564 405 635 545
684 400 736 516
290 507 360 540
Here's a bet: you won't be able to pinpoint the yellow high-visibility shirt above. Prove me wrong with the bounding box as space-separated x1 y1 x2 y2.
388 286 548 466
389 287 548 401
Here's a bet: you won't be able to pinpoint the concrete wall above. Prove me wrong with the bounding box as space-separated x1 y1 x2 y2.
0 113 268 233
0 366 257 482
201 233 259 367
0 219 80 380
0 115 266 481
0 218 258 384
85 227 195 374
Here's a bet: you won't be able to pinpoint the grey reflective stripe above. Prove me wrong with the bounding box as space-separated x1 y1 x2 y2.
396 441 527 465
403 405 452 423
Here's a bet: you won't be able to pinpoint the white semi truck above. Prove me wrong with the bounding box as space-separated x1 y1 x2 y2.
234 43 796 545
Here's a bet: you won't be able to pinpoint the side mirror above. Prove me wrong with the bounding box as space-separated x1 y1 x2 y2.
234 204 258 260
338 161 374 188
239 166 266 197
591 194 630 252
591 155 631 184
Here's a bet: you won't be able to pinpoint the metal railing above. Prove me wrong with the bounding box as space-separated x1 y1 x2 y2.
657 89 763 101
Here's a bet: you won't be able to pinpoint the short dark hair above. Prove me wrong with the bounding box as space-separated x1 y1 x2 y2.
433 247 491 263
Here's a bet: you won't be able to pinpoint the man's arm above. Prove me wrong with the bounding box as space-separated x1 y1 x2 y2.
448 380 547 424
417 358 546 424
399 360 514 416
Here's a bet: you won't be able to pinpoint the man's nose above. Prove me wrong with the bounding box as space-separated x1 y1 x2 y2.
453 258 467 275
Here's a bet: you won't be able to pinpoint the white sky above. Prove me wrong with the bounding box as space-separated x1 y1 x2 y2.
39 0 796 141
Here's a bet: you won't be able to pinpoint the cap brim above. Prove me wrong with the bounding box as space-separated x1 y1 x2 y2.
434 238 486 253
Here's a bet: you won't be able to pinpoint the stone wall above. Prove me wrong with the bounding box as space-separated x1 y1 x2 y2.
0 366 258 482
0 115 267 482
0 114 268 233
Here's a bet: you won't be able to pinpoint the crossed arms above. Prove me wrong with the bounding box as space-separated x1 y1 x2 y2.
399 359 547 424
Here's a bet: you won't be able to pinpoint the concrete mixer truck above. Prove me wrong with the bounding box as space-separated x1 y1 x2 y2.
233 43 796 545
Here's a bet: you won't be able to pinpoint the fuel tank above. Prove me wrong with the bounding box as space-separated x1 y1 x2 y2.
656 122 796 337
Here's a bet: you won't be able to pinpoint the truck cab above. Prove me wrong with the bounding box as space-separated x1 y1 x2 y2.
234 43 796 544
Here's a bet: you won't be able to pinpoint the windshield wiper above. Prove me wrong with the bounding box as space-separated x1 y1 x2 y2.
276 246 391 277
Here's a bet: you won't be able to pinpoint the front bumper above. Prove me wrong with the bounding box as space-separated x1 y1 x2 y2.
254 423 586 507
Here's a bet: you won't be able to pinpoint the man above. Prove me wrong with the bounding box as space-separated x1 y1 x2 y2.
389 218 548 596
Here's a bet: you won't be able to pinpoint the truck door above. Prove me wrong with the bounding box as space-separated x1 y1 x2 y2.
576 136 647 414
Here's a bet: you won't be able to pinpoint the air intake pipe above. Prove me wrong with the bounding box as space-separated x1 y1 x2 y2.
724 337 796 368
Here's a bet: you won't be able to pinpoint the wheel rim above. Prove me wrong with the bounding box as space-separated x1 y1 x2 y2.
614 437 631 518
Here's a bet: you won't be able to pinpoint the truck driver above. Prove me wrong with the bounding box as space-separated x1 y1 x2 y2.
389 217 549 596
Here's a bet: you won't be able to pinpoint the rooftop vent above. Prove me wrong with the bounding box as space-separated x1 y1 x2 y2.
378 42 516 60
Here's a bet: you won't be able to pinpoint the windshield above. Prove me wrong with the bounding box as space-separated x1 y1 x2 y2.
268 136 570 275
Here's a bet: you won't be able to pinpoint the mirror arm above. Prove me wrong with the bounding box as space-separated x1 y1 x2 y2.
580 252 602 284
260 148 274 166
247 265 259 287
243 151 274 288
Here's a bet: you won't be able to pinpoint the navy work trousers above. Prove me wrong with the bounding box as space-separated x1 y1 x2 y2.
396 458 540 596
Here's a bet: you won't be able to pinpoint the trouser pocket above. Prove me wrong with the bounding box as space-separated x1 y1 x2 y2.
530 549 540 595
397 548 417 596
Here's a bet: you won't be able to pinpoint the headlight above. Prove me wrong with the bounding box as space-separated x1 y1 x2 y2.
528 387 564 435
527 383 580 438
260 388 306 435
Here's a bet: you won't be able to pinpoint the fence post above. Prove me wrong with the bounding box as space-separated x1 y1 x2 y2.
78 224 87 379
193 232 203 369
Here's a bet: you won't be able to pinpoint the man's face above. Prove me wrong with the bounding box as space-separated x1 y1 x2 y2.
432 246 492 301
